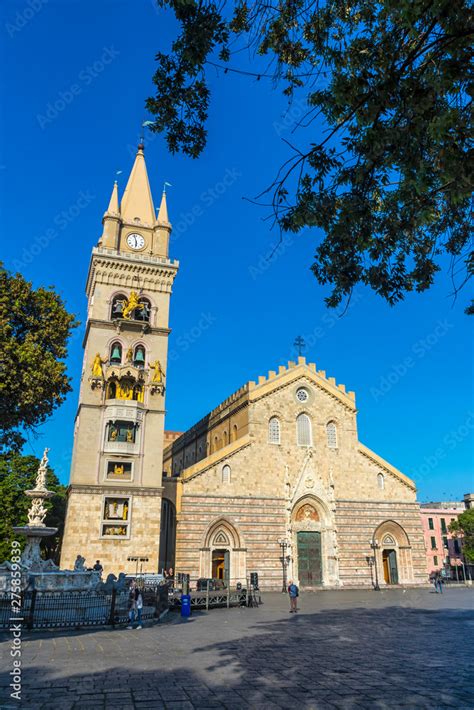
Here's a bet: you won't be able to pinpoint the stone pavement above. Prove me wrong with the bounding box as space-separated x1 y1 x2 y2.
1 588 473 709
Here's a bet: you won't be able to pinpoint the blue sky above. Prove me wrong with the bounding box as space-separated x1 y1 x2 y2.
1 0 473 501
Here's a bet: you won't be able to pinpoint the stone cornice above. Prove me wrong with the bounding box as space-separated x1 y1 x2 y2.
180 493 285 501
74 398 166 421
86 247 179 297
335 499 420 506
82 318 170 346
358 443 416 491
67 484 164 496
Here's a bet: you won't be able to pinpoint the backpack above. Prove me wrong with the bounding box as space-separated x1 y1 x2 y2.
289 584 299 597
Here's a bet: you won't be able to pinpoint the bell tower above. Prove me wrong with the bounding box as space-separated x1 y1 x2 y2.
61 143 178 575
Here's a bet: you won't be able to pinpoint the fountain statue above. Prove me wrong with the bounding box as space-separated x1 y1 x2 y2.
0 448 101 592
13 447 59 572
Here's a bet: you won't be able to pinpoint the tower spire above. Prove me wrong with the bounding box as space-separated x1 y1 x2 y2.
120 143 155 225
105 180 120 216
157 190 169 224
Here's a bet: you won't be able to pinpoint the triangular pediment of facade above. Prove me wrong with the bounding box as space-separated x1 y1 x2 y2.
248 357 356 412
358 443 416 491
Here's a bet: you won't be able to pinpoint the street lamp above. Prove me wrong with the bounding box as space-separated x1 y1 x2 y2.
127 555 149 578
369 539 381 591
278 539 290 593
366 555 375 588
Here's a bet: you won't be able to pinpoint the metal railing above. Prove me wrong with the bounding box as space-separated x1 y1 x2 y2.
0 583 170 630
168 577 261 610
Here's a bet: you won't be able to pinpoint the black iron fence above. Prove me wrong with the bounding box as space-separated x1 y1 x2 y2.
0 583 170 630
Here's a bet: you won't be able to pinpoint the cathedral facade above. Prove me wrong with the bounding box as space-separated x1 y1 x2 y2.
61 146 427 589
162 360 427 590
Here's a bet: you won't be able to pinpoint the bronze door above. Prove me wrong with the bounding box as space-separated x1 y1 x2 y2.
297 531 322 586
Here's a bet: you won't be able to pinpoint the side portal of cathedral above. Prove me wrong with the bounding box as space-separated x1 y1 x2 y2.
61 146 427 588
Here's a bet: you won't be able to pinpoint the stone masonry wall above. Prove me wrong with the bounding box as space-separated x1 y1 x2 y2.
336 500 427 587
61 486 162 577
175 494 286 589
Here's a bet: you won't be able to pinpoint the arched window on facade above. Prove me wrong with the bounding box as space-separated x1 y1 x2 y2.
133 345 146 368
135 298 151 322
223 430 228 447
222 465 231 484
110 342 122 365
213 435 219 453
111 294 126 319
232 424 238 442
296 413 312 447
107 381 117 399
268 417 281 444
326 421 337 449
378 473 385 490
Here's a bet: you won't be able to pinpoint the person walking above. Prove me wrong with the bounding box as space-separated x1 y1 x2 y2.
436 572 444 594
136 587 143 629
127 580 144 629
288 580 299 613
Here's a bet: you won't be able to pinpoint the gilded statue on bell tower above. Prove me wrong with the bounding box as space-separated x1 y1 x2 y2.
91 353 106 378
122 291 143 320
149 359 165 383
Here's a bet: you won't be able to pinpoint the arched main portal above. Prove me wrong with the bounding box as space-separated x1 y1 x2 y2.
374 520 413 586
201 518 246 586
291 496 338 588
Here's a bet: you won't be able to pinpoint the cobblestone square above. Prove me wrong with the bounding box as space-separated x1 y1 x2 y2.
1 588 473 709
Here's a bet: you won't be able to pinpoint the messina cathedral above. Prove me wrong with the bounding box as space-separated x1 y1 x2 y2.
61 145 427 590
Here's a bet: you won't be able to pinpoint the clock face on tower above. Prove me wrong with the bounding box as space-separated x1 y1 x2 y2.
126 233 146 251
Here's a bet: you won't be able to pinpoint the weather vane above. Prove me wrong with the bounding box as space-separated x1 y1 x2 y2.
294 335 306 357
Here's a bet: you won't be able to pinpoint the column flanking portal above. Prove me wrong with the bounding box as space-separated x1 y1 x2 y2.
61 144 178 576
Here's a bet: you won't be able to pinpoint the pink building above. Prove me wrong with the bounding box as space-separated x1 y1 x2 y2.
420 502 465 579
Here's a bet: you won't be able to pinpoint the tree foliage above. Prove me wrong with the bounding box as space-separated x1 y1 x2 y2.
0 264 78 452
449 509 474 562
147 0 473 311
0 453 67 564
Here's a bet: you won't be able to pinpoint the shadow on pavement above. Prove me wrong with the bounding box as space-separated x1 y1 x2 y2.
1 605 473 709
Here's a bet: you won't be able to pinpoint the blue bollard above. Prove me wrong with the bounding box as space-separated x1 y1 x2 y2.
181 593 191 618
